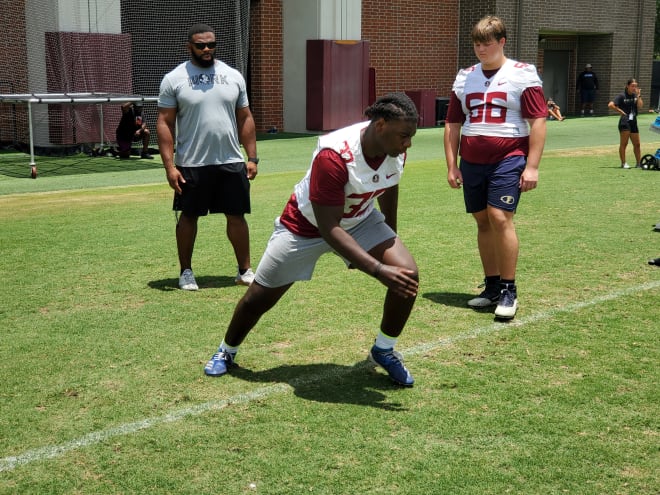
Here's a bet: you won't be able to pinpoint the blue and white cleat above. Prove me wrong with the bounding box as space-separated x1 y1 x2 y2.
494 284 518 319
368 346 414 386
204 350 236 377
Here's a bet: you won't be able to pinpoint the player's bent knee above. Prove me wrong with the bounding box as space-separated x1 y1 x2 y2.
407 266 420 281
393 256 418 279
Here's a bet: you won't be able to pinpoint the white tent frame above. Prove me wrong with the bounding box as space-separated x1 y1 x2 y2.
0 93 158 177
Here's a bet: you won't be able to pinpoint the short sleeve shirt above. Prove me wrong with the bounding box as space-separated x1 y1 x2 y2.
158 60 249 167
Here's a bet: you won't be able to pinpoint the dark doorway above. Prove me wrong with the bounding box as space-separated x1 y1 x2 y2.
542 50 570 112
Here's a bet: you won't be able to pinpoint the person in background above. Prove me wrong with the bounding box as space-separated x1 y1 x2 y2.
608 78 644 169
116 102 153 159
546 98 565 121
444 15 547 320
204 93 420 387
157 23 258 290
576 63 598 116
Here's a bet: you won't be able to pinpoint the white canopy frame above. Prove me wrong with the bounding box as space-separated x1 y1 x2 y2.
0 93 158 178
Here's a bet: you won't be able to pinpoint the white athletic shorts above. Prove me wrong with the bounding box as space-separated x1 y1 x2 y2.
255 209 396 288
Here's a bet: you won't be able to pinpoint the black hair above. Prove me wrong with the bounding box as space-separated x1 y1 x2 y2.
364 92 419 123
188 24 215 41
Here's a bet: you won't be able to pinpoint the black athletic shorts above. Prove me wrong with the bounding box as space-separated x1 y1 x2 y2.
173 163 251 216
618 119 639 133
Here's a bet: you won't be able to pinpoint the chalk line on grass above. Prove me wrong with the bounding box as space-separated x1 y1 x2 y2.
1 280 658 473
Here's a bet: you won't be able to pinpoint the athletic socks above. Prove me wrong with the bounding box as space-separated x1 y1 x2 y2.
219 340 240 357
374 330 397 351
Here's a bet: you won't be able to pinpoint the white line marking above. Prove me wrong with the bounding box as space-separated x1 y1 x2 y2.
410 280 660 355
1 280 658 473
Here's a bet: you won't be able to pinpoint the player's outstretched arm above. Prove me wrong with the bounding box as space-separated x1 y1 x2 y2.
312 202 417 298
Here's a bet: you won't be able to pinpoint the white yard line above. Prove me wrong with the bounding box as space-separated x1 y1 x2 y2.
1 280 658 473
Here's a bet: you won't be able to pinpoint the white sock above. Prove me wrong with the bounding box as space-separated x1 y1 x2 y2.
374 331 397 350
220 340 240 356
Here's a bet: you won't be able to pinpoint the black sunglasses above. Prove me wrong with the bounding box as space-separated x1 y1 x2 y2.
192 42 216 50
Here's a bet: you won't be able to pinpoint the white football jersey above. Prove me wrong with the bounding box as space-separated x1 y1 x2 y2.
453 58 542 138
293 121 405 231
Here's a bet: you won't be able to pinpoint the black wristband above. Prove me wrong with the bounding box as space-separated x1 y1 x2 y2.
373 262 383 278
248 157 259 165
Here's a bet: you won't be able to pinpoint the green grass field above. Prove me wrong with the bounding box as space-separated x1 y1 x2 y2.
1 115 659 494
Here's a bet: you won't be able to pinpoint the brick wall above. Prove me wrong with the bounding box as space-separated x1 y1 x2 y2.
361 0 459 101
248 0 655 130
249 0 284 133
249 0 460 132
457 0 655 116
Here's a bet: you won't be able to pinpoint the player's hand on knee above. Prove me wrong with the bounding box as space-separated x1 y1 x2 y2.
375 265 418 298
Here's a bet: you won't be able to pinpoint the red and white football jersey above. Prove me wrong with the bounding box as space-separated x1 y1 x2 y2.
280 121 405 237
453 58 542 138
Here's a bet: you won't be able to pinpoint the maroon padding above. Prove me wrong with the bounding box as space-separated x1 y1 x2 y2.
45 32 131 145
405 90 436 128
306 40 370 132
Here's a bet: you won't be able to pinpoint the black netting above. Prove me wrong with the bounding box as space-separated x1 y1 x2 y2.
0 0 250 152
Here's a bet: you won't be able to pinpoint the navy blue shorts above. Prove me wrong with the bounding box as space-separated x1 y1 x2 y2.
580 89 596 104
460 155 526 213
173 164 250 216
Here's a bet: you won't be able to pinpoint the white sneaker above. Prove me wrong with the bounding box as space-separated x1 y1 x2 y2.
235 268 255 286
179 269 198 291
494 285 518 319
621 163 630 169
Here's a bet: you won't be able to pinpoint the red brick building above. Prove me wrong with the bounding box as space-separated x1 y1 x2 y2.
248 0 655 132
0 0 656 146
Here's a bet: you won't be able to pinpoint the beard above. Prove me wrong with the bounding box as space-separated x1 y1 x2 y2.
192 50 215 68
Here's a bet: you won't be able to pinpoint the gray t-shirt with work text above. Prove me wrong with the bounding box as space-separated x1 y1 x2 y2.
158 59 249 167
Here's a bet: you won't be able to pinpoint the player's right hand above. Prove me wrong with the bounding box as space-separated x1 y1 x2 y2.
166 167 186 194
375 264 418 298
447 168 463 189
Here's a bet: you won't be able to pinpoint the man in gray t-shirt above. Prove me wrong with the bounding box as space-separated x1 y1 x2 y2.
157 23 259 291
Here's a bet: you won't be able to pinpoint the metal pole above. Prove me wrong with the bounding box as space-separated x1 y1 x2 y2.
27 100 35 166
99 104 104 149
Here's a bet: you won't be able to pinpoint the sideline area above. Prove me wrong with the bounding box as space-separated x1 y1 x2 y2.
1 113 660 196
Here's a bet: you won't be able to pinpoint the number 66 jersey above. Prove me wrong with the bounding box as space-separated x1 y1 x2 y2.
449 58 546 164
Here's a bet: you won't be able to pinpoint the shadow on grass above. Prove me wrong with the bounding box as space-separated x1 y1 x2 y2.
231 362 410 411
148 275 236 291
0 149 161 178
422 291 476 308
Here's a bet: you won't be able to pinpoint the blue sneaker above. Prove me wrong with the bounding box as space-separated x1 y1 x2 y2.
204 350 236 377
369 346 414 386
